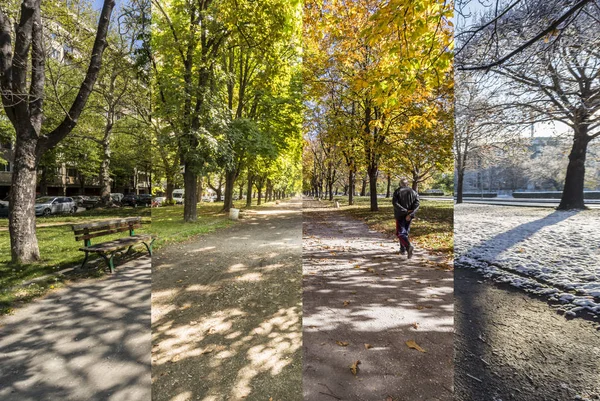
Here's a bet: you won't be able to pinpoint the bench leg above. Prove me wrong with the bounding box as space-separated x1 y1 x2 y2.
100 253 116 274
81 252 90 269
126 245 134 255
142 239 154 257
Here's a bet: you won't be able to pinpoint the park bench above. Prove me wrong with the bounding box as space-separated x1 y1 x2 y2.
72 217 154 273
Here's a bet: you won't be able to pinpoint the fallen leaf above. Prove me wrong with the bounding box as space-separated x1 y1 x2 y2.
364 343 372 349
386 397 394 401
405 340 426 352
343 300 350 306
354 265 361 269
336 340 349 347
350 360 361 375
412 322 419 329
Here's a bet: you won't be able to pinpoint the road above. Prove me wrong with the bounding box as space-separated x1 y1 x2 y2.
302 199 454 401
151 199 303 401
0 256 151 401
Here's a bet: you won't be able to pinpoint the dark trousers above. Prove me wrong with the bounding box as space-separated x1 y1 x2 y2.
395 217 412 248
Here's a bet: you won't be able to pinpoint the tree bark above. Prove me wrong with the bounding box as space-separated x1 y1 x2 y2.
223 169 236 211
183 163 198 221
9 135 40 262
558 127 590 210
348 169 354 205
246 174 253 207
368 164 378 212
386 174 391 198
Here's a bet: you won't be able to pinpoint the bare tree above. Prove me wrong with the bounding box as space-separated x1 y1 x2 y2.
0 0 115 263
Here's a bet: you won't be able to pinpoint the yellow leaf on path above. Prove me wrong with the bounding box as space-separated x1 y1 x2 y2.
350 360 361 375
336 340 349 346
364 343 372 349
354 265 361 269
343 300 350 306
406 340 426 352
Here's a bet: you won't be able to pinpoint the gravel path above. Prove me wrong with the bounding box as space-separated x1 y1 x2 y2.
302 199 454 401
455 268 600 401
0 256 151 401
151 200 303 401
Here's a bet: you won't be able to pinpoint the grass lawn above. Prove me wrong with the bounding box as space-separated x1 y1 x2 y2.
0 207 150 315
331 196 453 259
150 197 283 249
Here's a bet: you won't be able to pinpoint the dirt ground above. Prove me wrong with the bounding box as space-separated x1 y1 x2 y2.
302 199 454 401
0 256 151 401
151 199 303 401
455 268 600 401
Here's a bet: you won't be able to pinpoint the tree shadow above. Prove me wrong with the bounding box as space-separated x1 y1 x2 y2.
302 205 454 401
0 257 151 401
151 202 303 401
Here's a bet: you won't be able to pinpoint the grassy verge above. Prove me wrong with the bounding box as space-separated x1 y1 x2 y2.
0 207 150 315
331 196 453 259
150 197 288 249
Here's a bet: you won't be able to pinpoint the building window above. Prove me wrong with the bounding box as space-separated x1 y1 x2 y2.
1 162 10 172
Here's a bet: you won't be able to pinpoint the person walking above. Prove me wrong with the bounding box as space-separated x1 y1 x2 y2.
392 178 420 258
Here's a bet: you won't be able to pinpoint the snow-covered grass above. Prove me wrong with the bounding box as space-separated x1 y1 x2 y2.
455 204 600 319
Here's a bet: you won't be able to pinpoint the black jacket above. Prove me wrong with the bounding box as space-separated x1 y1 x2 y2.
392 186 420 219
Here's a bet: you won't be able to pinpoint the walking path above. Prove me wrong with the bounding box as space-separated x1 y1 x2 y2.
152 199 303 401
0 256 151 401
455 268 600 400
302 199 454 401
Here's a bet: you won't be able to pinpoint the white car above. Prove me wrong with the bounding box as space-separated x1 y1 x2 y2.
35 196 76 216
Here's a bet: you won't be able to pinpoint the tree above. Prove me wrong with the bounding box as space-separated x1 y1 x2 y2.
0 0 115 263
459 0 600 209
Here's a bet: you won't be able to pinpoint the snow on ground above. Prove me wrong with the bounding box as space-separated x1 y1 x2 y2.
455 204 600 318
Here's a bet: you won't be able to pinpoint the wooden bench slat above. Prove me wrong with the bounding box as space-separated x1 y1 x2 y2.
73 222 142 236
75 227 136 241
79 234 154 253
72 217 141 231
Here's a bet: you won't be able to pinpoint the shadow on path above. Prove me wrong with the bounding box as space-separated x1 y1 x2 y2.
303 200 453 401
151 199 303 401
0 256 151 401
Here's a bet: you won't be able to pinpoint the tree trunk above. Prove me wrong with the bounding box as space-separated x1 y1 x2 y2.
183 163 198 221
197 176 203 203
39 166 48 196
223 169 236 212
348 169 354 206
246 175 253 207
257 185 263 205
166 182 174 202
558 129 590 210
456 167 464 204
360 175 367 197
386 174 391 198
368 165 378 212
100 136 112 205
238 181 244 200
9 135 41 262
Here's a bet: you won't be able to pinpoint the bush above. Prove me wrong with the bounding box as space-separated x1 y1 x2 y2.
161 199 177 206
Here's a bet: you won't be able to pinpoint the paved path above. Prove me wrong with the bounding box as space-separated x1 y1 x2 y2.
0 256 151 401
455 268 600 401
152 200 303 401
302 200 454 401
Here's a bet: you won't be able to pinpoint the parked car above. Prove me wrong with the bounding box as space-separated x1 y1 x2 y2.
0 199 8 217
82 196 101 209
152 196 166 207
137 194 153 206
110 193 124 202
71 195 88 207
172 189 184 204
35 197 76 216
121 194 138 207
